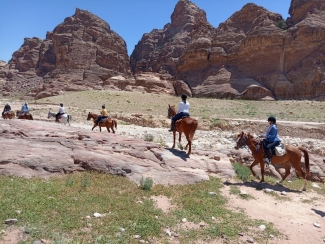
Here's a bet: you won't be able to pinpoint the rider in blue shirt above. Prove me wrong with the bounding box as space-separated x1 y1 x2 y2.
262 116 281 164
21 102 29 113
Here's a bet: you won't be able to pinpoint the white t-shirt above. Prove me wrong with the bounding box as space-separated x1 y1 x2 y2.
177 101 190 113
59 107 65 114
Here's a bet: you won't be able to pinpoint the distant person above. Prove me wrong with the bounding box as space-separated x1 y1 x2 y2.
260 116 281 165
55 103 65 122
21 101 29 114
2 103 11 117
169 94 190 132
95 105 108 125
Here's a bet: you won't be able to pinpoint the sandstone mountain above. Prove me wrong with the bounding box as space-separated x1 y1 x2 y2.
131 0 325 100
1 0 325 100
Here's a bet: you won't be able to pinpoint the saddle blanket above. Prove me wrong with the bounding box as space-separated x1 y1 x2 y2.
274 144 286 156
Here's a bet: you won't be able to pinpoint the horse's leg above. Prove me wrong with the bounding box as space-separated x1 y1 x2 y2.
111 122 115 134
249 160 260 180
277 161 291 184
172 131 176 149
92 124 97 131
292 160 307 191
259 160 266 183
178 132 183 150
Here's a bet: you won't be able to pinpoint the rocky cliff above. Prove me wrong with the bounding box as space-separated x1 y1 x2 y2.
0 9 133 99
1 0 325 100
131 0 325 100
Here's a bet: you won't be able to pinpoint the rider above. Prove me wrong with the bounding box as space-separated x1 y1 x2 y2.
168 94 190 132
21 101 29 114
55 103 65 122
2 103 11 117
95 104 108 125
261 116 281 165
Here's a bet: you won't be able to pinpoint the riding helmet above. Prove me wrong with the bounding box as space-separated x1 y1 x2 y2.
60 103 63 107
181 94 187 100
267 116 276 123
102 104 105 109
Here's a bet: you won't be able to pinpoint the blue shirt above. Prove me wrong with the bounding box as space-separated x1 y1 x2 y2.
21 104 29 112
266 124 281 142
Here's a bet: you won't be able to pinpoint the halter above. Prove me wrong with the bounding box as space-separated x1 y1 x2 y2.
236 133 260 154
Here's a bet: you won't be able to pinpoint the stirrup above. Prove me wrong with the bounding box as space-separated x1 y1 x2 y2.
168 128 174 132
263 158 270 165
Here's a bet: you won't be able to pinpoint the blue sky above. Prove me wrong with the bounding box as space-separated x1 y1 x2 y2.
0 0 291 63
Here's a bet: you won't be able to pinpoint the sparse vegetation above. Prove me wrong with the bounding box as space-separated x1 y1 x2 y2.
275 19 288 30
233 163 251 182
144 133 154 142
140 177 153 191
0 173 281 243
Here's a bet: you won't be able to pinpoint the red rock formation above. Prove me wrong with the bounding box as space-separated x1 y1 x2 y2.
1 8 132 99
131 0 325 100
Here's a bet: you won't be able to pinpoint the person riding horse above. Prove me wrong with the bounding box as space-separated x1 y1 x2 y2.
260 116 281 165
20 101 30 115
95 105 108 125
168 94 190 132
55 103 65 122
2 103 11 117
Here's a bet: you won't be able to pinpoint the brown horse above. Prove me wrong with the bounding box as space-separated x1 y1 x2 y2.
167 104 198 156
235 131 310 191
87 112 117 133
2 111 15 119
16 110 33 120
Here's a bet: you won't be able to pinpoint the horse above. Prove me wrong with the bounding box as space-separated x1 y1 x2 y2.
47 111 71 125
2 111 15 119
86 112 117 133
16 110 33 120
235 131 310 191
167 104 198 156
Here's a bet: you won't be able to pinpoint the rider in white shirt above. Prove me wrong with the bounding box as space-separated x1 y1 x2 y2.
56 103 65 122
169 94 190 132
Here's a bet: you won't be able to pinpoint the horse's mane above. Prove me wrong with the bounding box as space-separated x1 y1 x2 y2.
246 132 259 146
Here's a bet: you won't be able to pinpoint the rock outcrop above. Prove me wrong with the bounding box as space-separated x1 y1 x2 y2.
0 119 234 184
131 0 325 100
1 0 325 100
0 9 132 99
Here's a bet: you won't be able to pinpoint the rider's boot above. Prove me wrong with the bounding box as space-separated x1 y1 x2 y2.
168 120 175 132
263 149 272 166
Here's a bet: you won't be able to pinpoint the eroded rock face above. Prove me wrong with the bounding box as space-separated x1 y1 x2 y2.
0 119 234 184
1 8 132 99
131 0 325 100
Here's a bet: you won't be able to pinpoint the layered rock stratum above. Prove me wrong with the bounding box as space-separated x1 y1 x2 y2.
1 0 325 100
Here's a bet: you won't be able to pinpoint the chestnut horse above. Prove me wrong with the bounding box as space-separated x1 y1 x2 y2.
167 104 198 156
16 110 33 120
2 111 15 119
86 112 117 133
235 131 310 191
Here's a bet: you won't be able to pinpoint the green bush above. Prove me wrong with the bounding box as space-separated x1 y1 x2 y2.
144 133 154 142
275 19 288 30
140 177 153 191
233 163 251 181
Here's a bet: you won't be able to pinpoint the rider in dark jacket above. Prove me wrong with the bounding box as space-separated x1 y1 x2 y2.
2 103 11 117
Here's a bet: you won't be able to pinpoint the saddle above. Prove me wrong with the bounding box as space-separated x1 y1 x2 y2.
274 144 286 156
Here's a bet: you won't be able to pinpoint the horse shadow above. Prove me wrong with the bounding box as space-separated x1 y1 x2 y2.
166 148 189 161
223 180 302 194
311 208 325 217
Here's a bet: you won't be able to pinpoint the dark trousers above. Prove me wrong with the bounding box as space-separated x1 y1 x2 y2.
170 112 189 129
56 113 64 121
95 116 108 125
263 140 280 159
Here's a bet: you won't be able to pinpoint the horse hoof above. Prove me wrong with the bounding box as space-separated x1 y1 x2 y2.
302 188 307 191
255 175 260 180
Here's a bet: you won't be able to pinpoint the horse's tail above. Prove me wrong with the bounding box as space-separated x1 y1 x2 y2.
189 119 198 141
113 120 117 129
30 114 33 120
298 147 310 175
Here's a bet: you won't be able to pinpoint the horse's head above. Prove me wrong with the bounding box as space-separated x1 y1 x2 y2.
47 110 52 119
87 112 92 121
235 131 247 149
167 105 176 118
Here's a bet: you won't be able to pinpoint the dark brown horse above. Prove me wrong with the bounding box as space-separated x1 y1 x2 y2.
2 111 15 119
87 112 117 133
167 104 198 156
235 131 310 191
16 110 33 120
